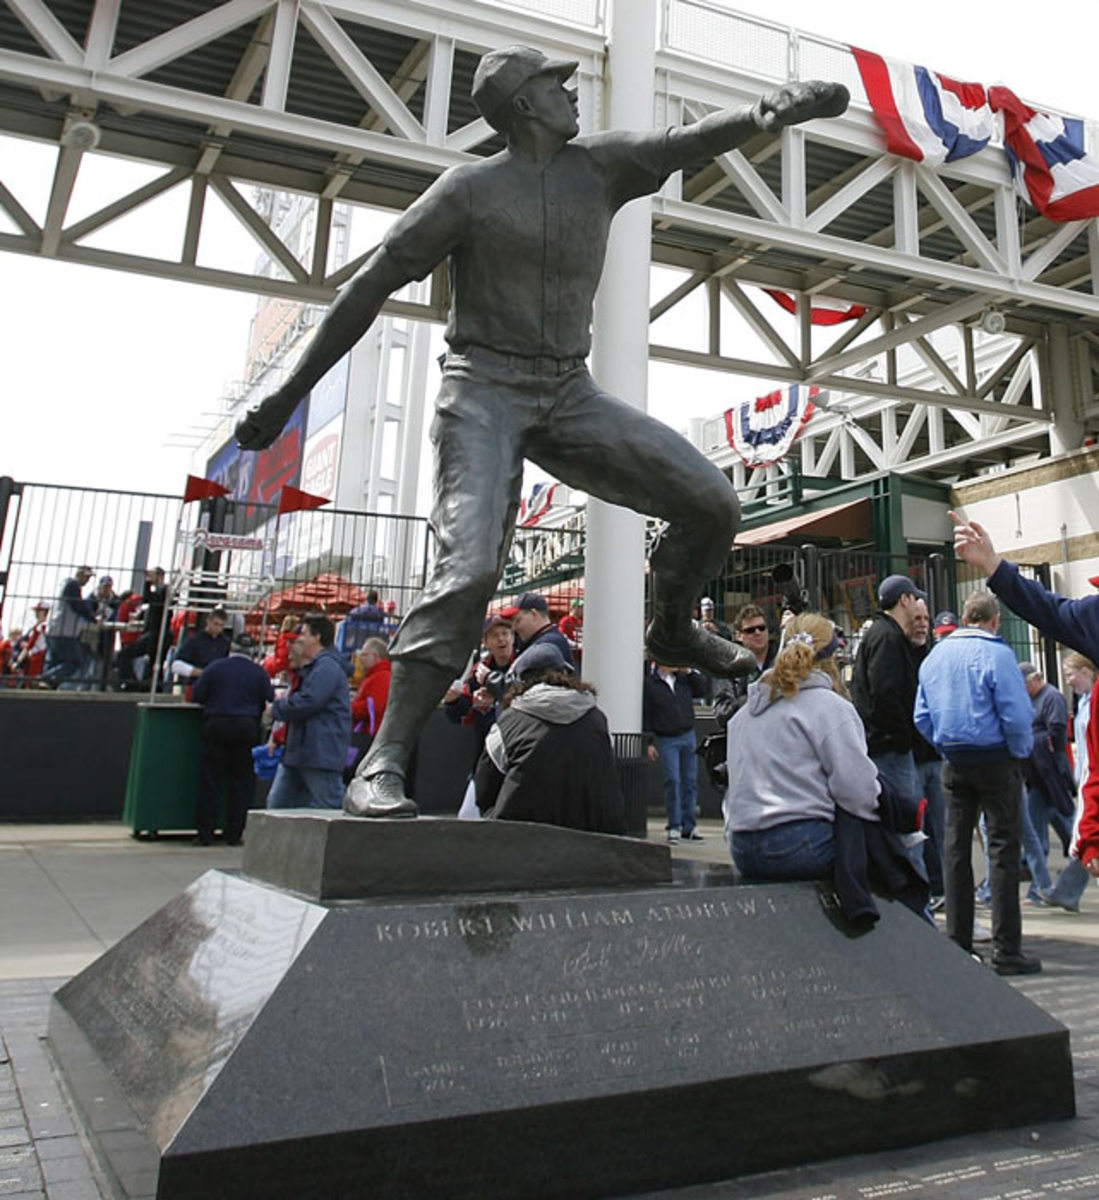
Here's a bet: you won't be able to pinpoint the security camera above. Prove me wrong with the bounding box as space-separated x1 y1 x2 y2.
63 119 101 151
980 309 1006 336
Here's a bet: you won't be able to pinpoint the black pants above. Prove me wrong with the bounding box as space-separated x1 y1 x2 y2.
117 630 167 685
197 715 260 842
943 757 1023 958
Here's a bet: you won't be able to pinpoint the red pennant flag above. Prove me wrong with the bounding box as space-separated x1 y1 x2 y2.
278 485 330 515
183 474 231 503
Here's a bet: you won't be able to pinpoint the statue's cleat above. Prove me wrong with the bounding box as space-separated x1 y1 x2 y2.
344 771 419 819
646 624 758 678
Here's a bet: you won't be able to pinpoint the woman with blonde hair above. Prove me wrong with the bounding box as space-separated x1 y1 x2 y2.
723 611 880 880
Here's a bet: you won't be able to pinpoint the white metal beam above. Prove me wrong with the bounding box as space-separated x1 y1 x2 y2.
299 1 426 142
684 101 787 223
261 0 299 113
40 140 83 256
1022 220 1087 283
653 196 1099 320
0 48 463 172
422 34 454 146
61 165 191 245
914 168 1006 275
649 341 1048 421
806 156 895 234
720 278 800 369
6 0 83 65
808 294 991 381
893 421 1049 475
0 178 40 237
109 0 274 79
210 175 309 283
83 0 121 70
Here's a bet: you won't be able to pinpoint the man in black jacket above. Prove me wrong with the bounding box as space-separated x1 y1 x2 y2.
851 574 926 810
644 662 707 843
507 592 574 665
117 567 169 691
191 633 274 845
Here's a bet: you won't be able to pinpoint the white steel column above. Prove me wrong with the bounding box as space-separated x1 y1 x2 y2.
1044 324 1085 457
584 0 657 734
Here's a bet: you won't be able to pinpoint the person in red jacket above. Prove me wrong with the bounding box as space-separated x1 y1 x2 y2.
16 602 50 682
263 615 299 679
351 638 391 735
346 638 392 781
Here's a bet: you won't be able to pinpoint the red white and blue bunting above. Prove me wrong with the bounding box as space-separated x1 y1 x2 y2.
519 482 558 527
763 289 868 326
852 46 1099 221
724 386 819 468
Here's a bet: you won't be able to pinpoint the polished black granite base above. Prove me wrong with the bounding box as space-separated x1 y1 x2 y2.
48 864 1075 1200
240 810 673 898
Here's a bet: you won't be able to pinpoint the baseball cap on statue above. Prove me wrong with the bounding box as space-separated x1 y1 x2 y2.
471 45 578 132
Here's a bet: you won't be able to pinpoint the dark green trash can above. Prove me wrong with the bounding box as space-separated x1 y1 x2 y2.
123 702 215 836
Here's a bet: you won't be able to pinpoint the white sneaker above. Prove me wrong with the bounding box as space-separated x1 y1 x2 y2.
972 919 993 943
666 829 681 844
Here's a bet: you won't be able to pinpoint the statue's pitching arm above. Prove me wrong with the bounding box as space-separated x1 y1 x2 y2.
236 248 413 451
663 79 849 168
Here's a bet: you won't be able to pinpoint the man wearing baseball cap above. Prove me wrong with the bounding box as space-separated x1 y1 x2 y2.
851 574 928 812
234 41 849 818
507 592 574 665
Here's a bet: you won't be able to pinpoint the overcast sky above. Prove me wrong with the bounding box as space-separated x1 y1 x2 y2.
1 0 1096 497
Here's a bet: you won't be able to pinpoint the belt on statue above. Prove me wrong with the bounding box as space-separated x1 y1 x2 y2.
452 346 588 376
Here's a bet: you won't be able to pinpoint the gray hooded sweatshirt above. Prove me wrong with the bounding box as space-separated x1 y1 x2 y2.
723 670 880 840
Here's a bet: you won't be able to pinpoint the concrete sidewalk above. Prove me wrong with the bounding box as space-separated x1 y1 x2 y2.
2 819 1098 1198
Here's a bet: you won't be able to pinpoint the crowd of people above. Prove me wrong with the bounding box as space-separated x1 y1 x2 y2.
0 565 175 692
711 524 1099 978
195 588 594 843
13 534 1096 967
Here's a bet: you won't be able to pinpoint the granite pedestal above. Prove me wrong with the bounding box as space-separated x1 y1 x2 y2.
48 814 1075 1200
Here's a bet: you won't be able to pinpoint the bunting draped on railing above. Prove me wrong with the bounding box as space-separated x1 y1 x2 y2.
852 47 1099 220
519 482 558 528
763 289 867 325
724 386 819 468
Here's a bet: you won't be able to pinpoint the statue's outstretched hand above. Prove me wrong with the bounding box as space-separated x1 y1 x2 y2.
235 389 296 451
755 81 849 132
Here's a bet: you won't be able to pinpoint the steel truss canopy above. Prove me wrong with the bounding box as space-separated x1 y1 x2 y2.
2 0 1099 483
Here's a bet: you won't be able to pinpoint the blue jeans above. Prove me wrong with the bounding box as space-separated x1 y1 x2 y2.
42 636 88 688
916 758 945 895
1045 857 1090 909
266 763 345 810
730 818 834 881
1026 784 1074 859
654 730 697 834
1020 786 1052 897
872 750 921 806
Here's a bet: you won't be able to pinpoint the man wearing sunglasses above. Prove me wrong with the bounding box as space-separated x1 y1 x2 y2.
714 606 776 726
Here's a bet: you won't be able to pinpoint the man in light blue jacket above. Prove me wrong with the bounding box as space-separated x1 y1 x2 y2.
914 591 1037 975
267 613 351 810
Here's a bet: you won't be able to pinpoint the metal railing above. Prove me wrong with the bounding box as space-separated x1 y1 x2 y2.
0 478 432 692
